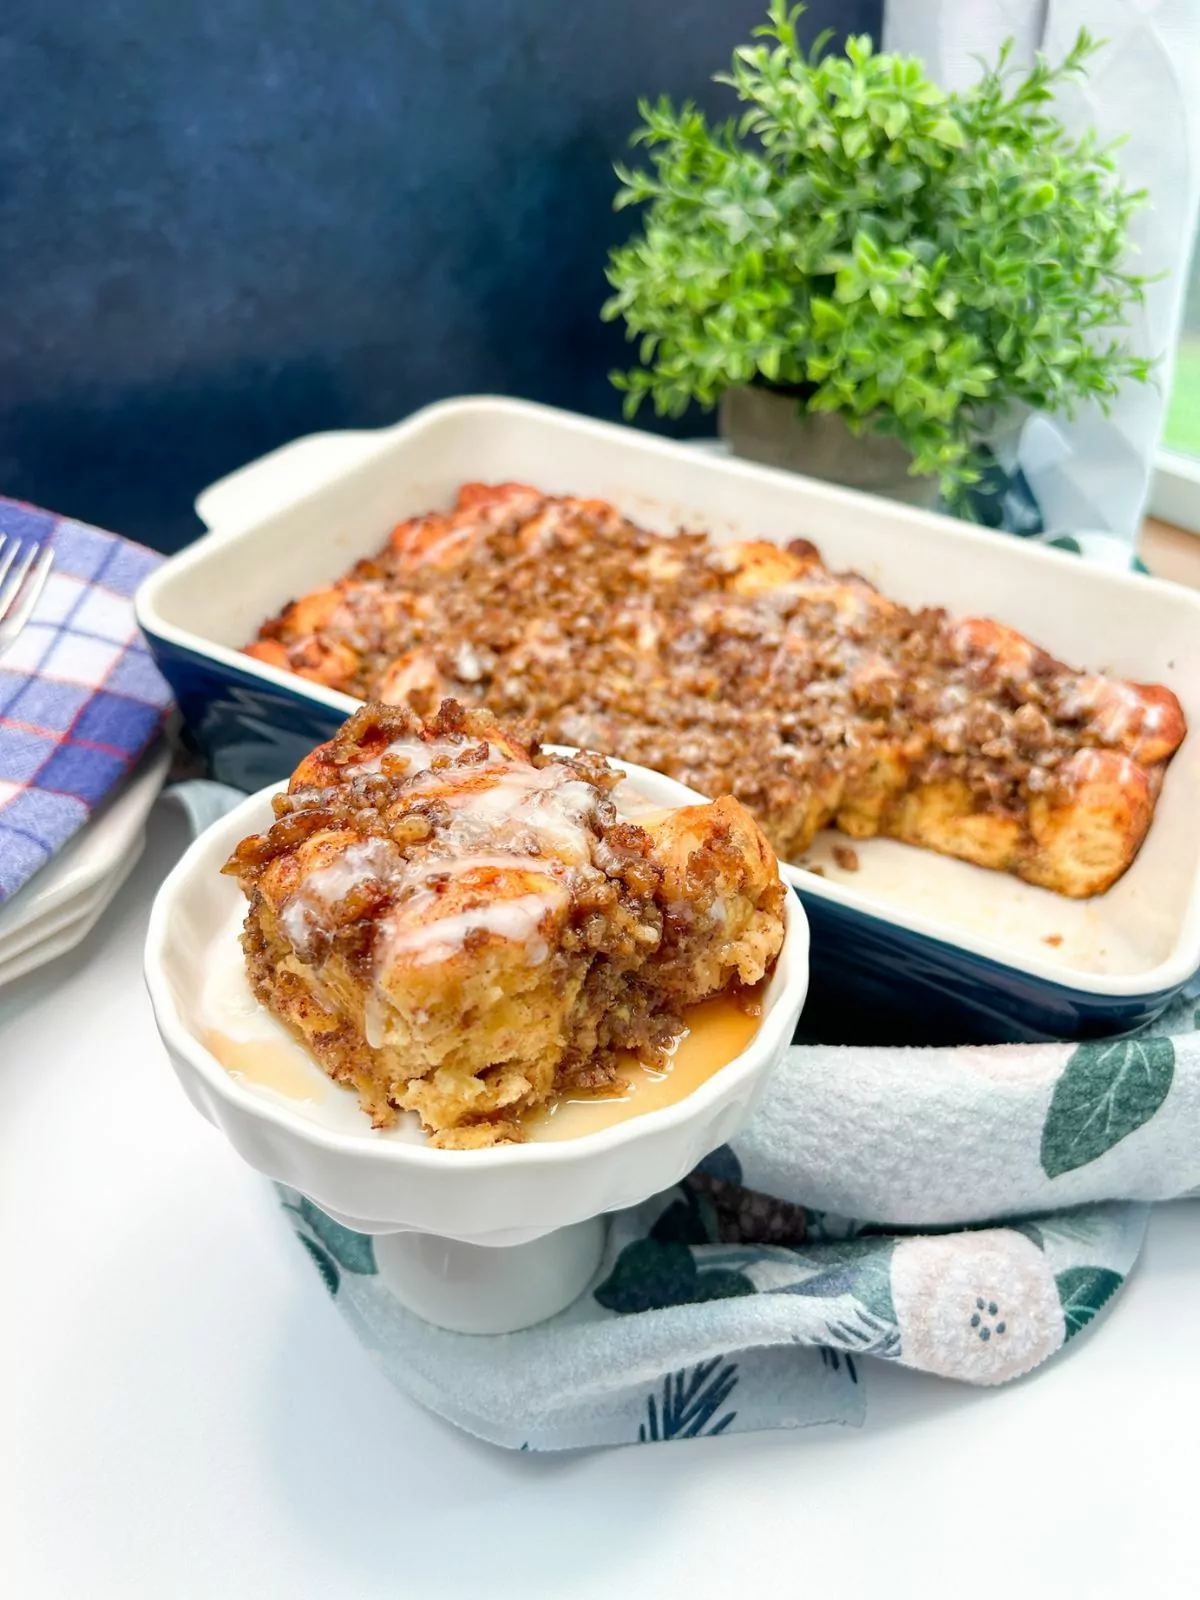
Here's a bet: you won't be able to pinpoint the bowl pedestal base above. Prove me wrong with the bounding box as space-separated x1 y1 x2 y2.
372 1215 608 1334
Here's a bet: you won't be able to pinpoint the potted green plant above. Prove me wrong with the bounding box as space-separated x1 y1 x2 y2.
602 2 1151 511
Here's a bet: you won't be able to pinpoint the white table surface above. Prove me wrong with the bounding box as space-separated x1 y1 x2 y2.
2 799 1197 1599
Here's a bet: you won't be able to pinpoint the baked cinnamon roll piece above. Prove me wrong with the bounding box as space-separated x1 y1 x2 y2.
224 701 786 1148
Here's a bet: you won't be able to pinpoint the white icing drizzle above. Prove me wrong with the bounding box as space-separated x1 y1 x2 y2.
353 736 508 775
280 837 397 945
406 520 477 568
363 990 389 1050
927 681 973 753
281 738 619 1050
1060 677 1160 745
380 885 568 967
639 542 685 582
374 653 446 709
949 619 1037 682
784 575 877 624
405 761 602 862
454 640 485 682
412 850 549 880
1065 749 1138 787
516 503 572 554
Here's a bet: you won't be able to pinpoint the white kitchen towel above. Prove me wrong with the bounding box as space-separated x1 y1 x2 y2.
737 974 1200 1228
276 1182 1149 1450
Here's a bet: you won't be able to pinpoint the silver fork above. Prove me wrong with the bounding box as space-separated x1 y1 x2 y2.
0 535 55 657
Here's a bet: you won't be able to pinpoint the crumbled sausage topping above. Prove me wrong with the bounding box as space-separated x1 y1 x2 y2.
248 488 1172 863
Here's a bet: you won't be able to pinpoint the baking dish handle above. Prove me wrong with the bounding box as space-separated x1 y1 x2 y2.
194 428 391 531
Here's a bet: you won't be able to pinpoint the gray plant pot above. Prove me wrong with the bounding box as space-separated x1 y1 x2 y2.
719 385 940 509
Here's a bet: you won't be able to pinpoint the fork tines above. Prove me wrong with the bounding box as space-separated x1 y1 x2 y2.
0 534 55 655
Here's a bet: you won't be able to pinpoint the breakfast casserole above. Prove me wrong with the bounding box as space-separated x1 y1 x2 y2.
223 701 786 1148
246 483 1186 898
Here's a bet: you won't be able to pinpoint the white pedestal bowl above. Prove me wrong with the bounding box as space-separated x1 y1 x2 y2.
144 761 810 1333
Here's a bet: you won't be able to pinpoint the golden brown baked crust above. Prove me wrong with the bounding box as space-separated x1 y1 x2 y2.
224 701 785 1147
247 485 1187 898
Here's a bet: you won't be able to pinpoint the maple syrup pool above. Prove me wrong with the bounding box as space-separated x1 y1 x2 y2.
203 952 762 1147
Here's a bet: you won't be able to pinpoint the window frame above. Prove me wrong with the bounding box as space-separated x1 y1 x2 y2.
1150 450 1200 536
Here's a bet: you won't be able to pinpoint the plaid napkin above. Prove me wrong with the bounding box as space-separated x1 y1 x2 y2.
0 500 173 905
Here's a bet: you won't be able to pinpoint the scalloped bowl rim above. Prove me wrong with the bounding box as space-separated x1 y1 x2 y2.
144 755 810 1173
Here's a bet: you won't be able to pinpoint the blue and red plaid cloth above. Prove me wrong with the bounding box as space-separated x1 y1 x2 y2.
0 499 173 905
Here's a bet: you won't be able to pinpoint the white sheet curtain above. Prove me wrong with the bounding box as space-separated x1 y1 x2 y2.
883 0 1200 544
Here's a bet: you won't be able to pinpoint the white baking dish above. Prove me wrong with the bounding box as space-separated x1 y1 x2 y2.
137 396 1200 1041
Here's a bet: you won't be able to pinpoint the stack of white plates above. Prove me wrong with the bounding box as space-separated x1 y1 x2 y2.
0 743 170 989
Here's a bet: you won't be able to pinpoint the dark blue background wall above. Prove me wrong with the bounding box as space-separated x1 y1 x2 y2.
0 1 879 551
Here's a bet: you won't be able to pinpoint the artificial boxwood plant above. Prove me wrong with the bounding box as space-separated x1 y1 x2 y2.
603 2 1151 499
